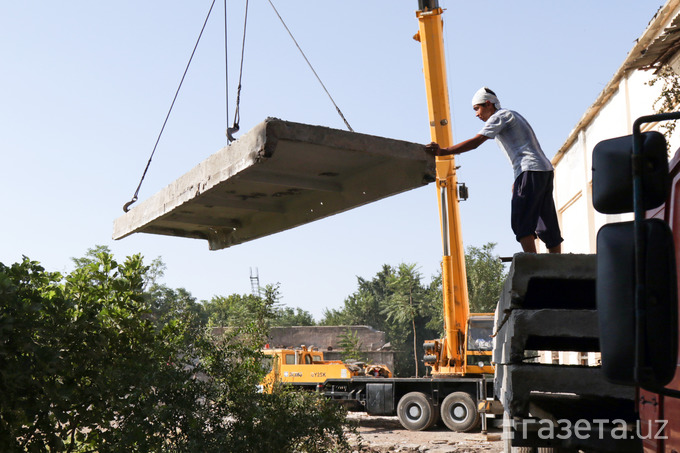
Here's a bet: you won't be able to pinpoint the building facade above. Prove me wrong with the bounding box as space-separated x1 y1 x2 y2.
552 0 680 254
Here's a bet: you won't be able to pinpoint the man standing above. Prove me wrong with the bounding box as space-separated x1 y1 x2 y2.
425 87 563 253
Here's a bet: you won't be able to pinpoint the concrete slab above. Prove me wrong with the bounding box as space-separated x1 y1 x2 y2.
495 364 634 417
492 309 600 365
497 254 596 316
113 118 435 250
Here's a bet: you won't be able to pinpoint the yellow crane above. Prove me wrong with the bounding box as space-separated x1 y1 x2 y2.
415 0 494 376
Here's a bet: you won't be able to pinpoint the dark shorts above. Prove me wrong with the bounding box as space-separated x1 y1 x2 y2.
511 171 564 249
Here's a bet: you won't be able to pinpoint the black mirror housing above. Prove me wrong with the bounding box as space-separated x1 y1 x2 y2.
596 219 678 388
592 131 669 214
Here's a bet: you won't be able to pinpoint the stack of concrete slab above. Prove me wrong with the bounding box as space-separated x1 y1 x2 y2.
113 118 435 250
493 253 639 452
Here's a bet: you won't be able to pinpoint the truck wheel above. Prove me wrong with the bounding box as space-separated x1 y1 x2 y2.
396 392 437 431
440 392 480 432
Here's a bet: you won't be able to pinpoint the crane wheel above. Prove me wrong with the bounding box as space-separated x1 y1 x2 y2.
440 392 480 432
396 392 437 431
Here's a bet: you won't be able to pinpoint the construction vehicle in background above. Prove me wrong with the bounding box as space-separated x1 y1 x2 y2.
258 346 391 394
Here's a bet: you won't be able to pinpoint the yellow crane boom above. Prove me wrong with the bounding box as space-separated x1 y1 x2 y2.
416 1 474 375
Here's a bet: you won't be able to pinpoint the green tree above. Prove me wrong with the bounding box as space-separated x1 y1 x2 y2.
0 252 352 452
322 264 439 377
204 283 315 329
320 265 394 330
465 242 507 313
204 283 280 330
381 264 426 377
273 306 316 326
323 246 505 376
647 64 680 146
422 243 506 335
337 328 364 362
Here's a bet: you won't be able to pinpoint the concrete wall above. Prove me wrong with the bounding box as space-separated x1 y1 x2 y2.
553 69 668 254
324 351 395 371
268 325 394 371
268 325 389 351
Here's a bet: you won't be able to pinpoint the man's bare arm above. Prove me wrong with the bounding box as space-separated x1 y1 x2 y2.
425 134 488 156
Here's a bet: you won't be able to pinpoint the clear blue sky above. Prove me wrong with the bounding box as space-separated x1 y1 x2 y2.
0 1 661 320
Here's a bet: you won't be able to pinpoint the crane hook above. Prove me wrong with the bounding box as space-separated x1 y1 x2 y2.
227 123 240 142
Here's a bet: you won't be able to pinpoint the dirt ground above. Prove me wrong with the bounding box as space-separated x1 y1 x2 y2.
346 412 505 453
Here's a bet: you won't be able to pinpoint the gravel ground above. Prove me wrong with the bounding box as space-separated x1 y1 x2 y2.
346 412 504 453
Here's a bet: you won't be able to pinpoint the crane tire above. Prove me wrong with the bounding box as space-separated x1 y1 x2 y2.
396 392 437 431
440 391 480 432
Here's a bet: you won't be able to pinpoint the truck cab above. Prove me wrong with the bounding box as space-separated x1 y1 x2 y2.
466 314 494 374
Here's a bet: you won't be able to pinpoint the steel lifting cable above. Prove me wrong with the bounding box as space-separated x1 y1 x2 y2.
266 0 354 133
123 0 218 212
227 0 249 142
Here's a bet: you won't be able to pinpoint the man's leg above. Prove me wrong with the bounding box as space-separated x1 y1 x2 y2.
519 235 537 253
535 172 564 253
512 172 543 253
548 243 561 254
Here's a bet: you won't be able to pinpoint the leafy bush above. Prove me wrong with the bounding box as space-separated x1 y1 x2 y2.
0 252 351 452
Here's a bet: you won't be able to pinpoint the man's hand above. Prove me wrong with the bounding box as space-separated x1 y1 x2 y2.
425 135 488 157
425 142 442 156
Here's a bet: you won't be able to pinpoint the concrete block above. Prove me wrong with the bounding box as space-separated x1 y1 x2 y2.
498 253 597 313
113 118 435 250
492 309 600 365
495 364 634 417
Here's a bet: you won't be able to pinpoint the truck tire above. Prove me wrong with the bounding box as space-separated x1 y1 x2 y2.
440 392 480 432
396 392 437 431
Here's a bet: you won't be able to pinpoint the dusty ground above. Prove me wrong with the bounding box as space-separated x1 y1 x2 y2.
346 412 504 453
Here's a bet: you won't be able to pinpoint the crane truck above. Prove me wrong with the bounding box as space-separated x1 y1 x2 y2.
307 0 501 433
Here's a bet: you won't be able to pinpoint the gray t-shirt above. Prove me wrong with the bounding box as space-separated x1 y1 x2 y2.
478 109 553 179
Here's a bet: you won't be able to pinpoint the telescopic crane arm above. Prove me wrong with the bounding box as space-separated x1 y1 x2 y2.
415 0 470 375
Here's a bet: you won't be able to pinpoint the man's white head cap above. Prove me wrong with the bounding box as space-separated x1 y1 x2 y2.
471 87 501 109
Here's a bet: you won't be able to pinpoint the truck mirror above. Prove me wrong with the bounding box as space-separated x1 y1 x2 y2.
592 131 668 214
596 219 678 388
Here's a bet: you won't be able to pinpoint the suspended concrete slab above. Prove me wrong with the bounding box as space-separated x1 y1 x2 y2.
113 118 435 250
